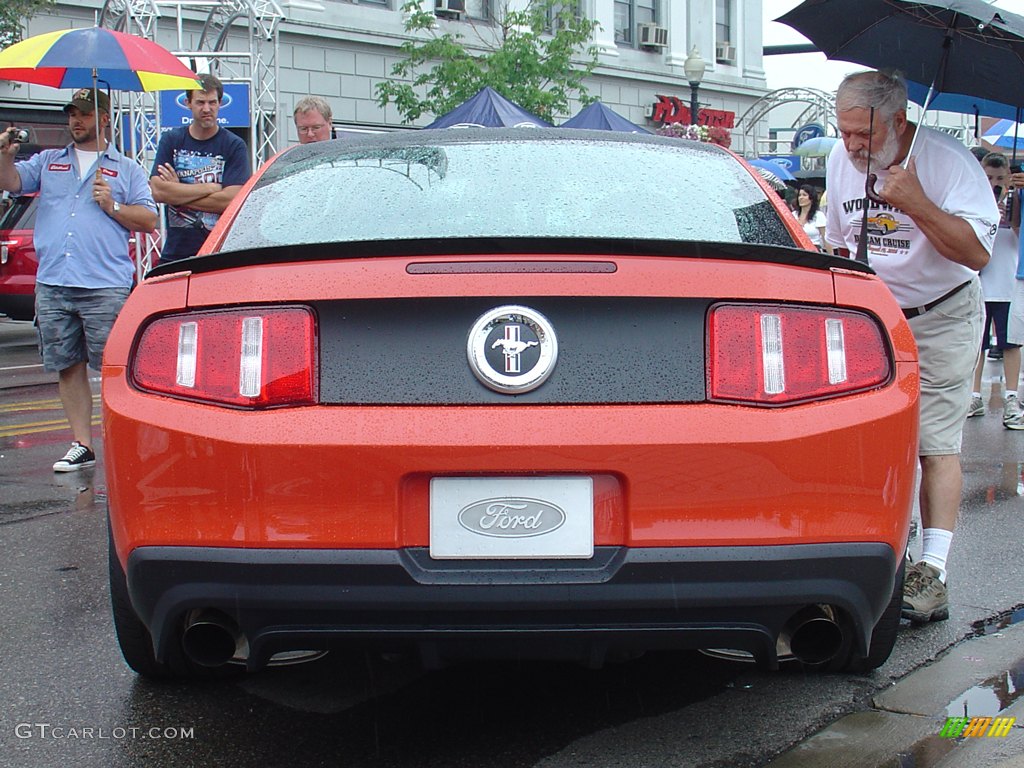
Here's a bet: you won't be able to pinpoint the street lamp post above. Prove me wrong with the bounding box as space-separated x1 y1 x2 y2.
683 46 705 125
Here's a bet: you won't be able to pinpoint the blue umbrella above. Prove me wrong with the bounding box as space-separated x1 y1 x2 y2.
560 102 651 134
425 87 552 129
748 157 796 181
981 119 1024 151
906 80 1021 121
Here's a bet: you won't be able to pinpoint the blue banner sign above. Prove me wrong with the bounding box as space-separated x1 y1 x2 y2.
158 82 251 127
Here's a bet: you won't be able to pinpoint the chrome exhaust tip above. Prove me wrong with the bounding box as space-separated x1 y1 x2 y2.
181 609 247 668
779 605 844 665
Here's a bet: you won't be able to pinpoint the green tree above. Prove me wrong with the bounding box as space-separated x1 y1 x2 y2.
376 0 600 125
0 0 55 49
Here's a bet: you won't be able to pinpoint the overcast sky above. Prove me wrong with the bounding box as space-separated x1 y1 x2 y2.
762 0 1024 94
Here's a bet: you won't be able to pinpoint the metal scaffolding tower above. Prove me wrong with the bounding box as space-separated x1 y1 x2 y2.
97 0 284 273
734 87 836 163
199 0 285 165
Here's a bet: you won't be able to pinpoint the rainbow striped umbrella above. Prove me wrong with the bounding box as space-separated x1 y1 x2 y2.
0 27 201 92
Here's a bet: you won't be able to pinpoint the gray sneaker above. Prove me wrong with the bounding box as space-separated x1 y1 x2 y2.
901 561 949 623
967 396 985 418
1003 397 1024 429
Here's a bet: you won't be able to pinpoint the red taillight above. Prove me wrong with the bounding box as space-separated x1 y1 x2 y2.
708 303 891 405
130 306 317 408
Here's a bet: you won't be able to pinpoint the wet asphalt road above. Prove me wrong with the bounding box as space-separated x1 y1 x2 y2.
1 316 1023 767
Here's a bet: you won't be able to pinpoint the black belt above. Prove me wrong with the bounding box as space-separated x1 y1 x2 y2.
902 280 972 319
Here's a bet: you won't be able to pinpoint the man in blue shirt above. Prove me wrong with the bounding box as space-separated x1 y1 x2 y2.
150 73 251 262
0 88 158 471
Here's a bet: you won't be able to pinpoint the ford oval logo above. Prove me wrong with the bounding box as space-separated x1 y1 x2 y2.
458 497 566 538
175 91 233 110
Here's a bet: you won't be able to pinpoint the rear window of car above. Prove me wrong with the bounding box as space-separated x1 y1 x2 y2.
0 195 37 231
220 133 796 253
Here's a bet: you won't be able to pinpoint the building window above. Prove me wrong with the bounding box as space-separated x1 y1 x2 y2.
614 0 655 46
547 0 582 31
465 0 490 21
715 0 733 61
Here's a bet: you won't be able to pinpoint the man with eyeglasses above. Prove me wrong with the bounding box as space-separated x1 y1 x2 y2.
293 97 333 144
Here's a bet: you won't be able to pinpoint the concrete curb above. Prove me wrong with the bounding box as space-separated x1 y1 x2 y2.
766 621 1024 767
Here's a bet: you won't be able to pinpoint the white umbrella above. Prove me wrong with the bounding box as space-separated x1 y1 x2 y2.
793 136 840 157
751 166 787 192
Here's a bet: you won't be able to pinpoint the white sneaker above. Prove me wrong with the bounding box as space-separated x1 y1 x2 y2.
967 396 985 418
1005 397 1024 430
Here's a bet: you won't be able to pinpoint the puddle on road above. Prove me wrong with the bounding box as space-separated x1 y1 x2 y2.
963 460 1024 504
972 604 1024 637
889 735 958 768
953 607 1024 717
944 655 1024 718
984 462 1024 502
1 477 105 523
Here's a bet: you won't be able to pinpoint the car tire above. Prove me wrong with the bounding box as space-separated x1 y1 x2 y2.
824 557 905 674
108 523 176 679
108 522 241 680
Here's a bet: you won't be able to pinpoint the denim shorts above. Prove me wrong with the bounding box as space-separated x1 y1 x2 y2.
35 283 130 372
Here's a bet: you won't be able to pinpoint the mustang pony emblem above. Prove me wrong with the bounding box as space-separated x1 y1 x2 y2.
467 305 558 394
491 326 539 373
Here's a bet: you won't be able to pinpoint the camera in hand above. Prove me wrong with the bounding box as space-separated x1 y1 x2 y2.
1012 164 1023 174
5 127 29 144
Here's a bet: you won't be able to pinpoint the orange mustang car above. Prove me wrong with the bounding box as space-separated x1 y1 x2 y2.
102 129 918 679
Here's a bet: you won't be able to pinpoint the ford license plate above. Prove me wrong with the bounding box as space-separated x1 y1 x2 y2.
429 476 594 559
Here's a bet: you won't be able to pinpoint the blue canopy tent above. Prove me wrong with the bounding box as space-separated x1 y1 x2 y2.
425 86 552 129
560 101 651 133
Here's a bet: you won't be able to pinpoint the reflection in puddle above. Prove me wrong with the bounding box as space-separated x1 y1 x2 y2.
53 467 104 512
75 485 95 510
973 605 1024 637
984 462 1023 503
891 735 958 767
945 657 1024 717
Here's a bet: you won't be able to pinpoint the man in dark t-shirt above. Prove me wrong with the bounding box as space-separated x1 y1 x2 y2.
150 73 251 262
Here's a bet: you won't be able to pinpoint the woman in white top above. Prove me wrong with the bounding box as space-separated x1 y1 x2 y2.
791 184 832 255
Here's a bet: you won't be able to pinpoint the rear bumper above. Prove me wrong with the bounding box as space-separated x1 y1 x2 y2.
127 542 898 669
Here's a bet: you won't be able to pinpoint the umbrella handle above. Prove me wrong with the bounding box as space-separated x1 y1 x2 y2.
865 173 886 206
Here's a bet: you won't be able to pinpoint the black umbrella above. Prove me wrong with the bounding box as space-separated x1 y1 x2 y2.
777 0 1024 109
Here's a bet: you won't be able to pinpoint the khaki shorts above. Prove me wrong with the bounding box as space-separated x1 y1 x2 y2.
1008 279 1024 346
908 277 982 456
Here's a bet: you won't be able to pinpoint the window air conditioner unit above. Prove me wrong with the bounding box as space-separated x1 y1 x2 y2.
637 23 669 49
716 42 736 63
435 0 465 16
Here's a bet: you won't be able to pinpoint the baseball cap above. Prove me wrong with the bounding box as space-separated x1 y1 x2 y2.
63 88 110 115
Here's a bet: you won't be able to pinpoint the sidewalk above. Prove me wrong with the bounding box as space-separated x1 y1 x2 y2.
767 619 1024 767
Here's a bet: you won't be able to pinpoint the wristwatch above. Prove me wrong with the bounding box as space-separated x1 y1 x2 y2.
112 201 121 214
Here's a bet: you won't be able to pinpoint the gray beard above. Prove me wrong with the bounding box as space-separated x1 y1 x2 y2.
848 127 901 175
